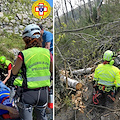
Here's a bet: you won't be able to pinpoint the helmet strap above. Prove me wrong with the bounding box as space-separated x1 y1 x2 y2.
109 60 114 65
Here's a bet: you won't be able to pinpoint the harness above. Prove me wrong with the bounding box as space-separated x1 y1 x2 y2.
98 84 115 92
93 90 99 105
92 83 116 104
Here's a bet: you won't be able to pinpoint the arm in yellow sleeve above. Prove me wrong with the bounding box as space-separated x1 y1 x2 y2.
115 70 120 87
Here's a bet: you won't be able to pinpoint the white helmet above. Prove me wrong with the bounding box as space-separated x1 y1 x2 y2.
22 24 41 39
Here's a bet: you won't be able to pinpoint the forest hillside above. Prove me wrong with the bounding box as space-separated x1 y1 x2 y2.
55 0 120 120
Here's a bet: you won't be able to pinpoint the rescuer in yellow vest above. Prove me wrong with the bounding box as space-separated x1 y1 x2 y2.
0 56 12 84
9 24 53 120
93 50 120 104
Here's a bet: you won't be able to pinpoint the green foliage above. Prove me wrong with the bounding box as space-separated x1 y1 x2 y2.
92 7 97 23
0 34 24 62
19 0 32 5
55 1 120 117
60 22 67 30
8 0 14 3
55 1 120 69
7 0 31 5
100 4 120 22
63 96 72 107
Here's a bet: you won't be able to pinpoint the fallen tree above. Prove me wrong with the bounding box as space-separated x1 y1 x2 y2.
60 74 83 90
71 67 95 75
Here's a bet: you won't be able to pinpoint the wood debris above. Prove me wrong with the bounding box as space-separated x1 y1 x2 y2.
88 73 94 81
58 68 94 113
72 90 86 113
60 71 83 90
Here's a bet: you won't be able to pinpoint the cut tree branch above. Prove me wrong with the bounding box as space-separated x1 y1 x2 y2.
60 74 83 90
56 22 107 34
72 67 95 75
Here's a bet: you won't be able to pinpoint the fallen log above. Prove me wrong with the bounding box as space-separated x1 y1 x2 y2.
60 75 83 90
71 67 95 75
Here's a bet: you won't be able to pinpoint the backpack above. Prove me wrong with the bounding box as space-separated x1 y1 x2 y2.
0 90 12 115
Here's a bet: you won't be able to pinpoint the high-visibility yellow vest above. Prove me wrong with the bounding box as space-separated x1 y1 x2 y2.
13 74 23 87
18 47 51 89
94 64 120 87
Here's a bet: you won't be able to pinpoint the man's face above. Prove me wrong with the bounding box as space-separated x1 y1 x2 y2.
40 29 44 36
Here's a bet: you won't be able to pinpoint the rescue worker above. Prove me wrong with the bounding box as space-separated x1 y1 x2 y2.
9 24 53 120
38 24 53 55
93 50 120 104
0 81 19 120
0 56 12 84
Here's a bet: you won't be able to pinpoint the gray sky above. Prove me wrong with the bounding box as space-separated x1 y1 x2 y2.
55 0 88 16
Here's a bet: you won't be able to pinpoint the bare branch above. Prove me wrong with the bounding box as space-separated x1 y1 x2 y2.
56 22 108 34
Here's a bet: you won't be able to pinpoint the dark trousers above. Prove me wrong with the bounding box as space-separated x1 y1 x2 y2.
17 87 48 120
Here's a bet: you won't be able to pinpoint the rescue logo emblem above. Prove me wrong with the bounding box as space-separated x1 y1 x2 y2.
32 0 51 19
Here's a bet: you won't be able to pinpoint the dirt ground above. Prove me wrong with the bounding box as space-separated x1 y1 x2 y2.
55 82 120 120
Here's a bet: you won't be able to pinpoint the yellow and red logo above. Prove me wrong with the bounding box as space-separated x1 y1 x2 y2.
32 0 51 19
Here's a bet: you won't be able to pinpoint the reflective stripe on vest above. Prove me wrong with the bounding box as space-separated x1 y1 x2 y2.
27 76 50 82
98 78 115 86
94 64 120 87
117 83 120 86
22 47 50 89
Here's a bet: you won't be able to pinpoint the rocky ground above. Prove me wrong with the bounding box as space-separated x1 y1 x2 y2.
55 71 120 120
0 0 53 36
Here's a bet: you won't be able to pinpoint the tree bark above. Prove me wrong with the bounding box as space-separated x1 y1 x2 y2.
76 0 82 17
88 0 93 21
72 67 95 75
56 12 61 26
64 0 69 19
61 0 67 24
56 22 107 34
60 75 83 90
54 2 61 26
97 0 103 21
82 0 87 19
67 0 75 24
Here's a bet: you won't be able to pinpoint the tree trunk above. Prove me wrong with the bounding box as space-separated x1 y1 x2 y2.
61 0 67 24
54 2 61 27
72 67 95 75
68 0 75 24
78 0 82 17
97 0 103 21
82 0 87 19
60 75 83 90
88 0 93 21
56 11 61 27
64 0 69 19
